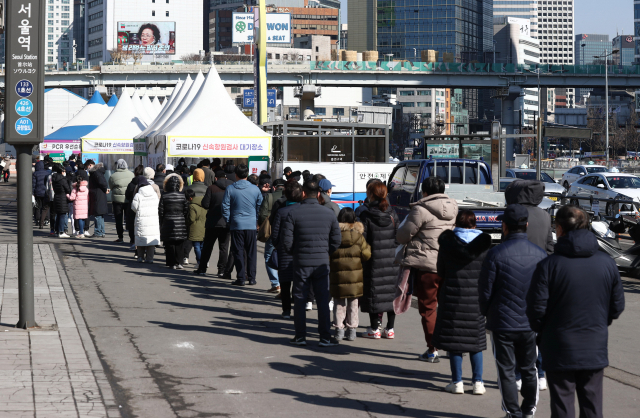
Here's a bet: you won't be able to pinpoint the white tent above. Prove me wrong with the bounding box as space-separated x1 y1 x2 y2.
135 79 185 141
152 97 162 115
153 71 205 140
132 93 152 126
82 92 147 168
141 93 158 119
161 66 270 161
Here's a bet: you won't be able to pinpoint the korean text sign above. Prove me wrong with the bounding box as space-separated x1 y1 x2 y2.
82 139 134 154
232 13 291 44
167 137 271 158
4 0 45 145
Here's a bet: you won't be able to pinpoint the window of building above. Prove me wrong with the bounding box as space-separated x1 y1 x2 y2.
333 108 345 116
399 90 415 96
61 13 69 18
416 102 430 107
48 27 54 33
62 20 69 25
314 107 326 116
401 102 415 107
418 90 432 96
48 13 53 18
48 35 54 40
48 57 54 63
48 42 54 47
48 49 54 55
48 20 54 25
166 11 169 17
231 87 240 94
287 137 319 161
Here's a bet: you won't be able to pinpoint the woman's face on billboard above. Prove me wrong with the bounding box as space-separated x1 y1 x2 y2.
140 28 155 45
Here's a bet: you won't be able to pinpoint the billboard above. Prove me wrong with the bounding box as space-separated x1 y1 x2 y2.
232 13 291 44
117 22 176 54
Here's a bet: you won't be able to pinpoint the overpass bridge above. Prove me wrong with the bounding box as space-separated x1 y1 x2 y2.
2 62 640 89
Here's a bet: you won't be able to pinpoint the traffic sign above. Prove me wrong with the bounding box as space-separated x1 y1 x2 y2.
243 89 255 108
267 89 276 108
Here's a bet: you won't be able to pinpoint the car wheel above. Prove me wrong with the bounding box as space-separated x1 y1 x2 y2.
563 181 570 189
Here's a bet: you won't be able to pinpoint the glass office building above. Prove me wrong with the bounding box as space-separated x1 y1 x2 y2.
574 34 610 104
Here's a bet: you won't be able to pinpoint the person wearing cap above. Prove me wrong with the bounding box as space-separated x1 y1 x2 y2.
318 178 340 217
165 163 175 175
479 204 547 418
109 159 135 243
527 205 624 418
258 178 287 293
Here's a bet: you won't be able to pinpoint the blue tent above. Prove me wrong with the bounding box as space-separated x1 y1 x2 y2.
44 91 111 141
107 94 119 107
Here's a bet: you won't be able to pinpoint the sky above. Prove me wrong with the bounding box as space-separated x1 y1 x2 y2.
340 1 632 40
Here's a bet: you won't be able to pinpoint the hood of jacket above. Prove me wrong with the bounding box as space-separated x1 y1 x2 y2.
339 222 365 247
90 163 105 175
231 179 253 190
214 178 233 190
163 173 184 192
554 229 599 258
76 180 89 192
116 159 128 170
52 172 65 182
35 161 44 171
190 196 204 208
193 169 205 183
366 203 394 227
505 179 544 206
413 193 457 222
438 229 492 264
138 185 157 198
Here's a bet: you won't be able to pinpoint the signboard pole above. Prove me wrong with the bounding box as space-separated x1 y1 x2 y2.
16 146 36 329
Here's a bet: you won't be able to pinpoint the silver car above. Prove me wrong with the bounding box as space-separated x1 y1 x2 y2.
567 172 640 216
504 169 565 201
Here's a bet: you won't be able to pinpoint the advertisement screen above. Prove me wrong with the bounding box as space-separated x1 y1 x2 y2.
117 21 176 55
232 13 291 44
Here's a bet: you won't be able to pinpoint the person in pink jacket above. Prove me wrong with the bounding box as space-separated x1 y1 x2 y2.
67 172 90 238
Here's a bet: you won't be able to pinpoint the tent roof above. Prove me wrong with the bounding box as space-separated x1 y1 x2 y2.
44 91 111 140
82 92 146 140
155 72 205 138
131 93 152 126
141 94 158 119
135 79 185 139
145 75 194 140
163 66 269 138
152 97 162 115
107 94 118 107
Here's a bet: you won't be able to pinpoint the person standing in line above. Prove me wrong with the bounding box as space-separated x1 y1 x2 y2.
358 181 400 340
109 159 135 243
270 181 304 318
330 207 371 341
131 176 161 263
527 206 624 418
88 162 109 238
125 165 146 250
51 164 71 238
144 167 162 199
45 163 57 236
185 189 207 268
183 168 209 265
259 178 286 293
67 171 90 238
355 178 383 220
32 160 51 229
283 166 292 180
396 177 458 360
159 174 189 269
282 180 341 347
479 204 547 418
222 164 263 286
200 159 216 187
154 164 167 188
433 210 492 395
317 178 340 217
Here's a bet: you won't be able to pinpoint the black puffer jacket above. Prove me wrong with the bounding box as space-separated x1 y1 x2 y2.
32 161 50 198
527 229 625 372
505 180 554 254
89 165 108 216
52 173 71 214
432 230 492 353
202 178 234 228
359 203 400 313
271 202 300 283
125 177 138 233
282 198 341 268
159 174 189 242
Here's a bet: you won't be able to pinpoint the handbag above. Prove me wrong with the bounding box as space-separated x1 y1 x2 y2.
393 266 415 315
267 248 279 270
257 216 271 243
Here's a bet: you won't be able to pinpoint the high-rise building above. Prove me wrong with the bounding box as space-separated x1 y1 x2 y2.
493 0 538 38
613 35 635 66
536 0 576 107
635 1 640 65
45 0 75 68
74 0 86 60
574 34 610 104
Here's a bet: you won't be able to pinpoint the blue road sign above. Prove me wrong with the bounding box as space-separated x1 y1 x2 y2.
243 90 255 108
267 89 276 108
15 117 33 135
15 99 33 117
16 80 34 98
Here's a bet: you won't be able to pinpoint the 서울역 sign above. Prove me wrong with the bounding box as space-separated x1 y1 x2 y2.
4 1 45 145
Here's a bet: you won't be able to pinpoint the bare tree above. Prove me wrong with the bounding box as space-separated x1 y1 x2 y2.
132 50 144 65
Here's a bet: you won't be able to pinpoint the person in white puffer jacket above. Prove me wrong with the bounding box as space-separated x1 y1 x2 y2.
131 176 161 263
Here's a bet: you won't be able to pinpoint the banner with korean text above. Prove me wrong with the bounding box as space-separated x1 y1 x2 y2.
167 136 271 158
82 139 134 154
41 140 81 154
133 137 147 156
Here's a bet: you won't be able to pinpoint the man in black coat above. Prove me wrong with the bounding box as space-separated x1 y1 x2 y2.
527 206 624 418
200 159 216 187
154 164 167 188
88 163 109 238
479 204 547 418
282 180 341 347
32 160 51 229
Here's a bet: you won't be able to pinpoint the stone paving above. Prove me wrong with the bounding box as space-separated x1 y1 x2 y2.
0 244 118 418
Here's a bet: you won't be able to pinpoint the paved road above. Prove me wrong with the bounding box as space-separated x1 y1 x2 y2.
1 178 639 417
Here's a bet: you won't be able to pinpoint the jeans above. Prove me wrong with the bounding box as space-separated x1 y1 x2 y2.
77 219 85 235
450 352 483 384
112 202 125 239
56 213 68 234
264 238 279 287
193 241 203 264
293 264 331 340
94 215 105 236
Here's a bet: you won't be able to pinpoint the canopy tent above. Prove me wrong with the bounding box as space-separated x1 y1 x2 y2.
107 94 118 107
141 94 158 119
82 91 147 168
132 93 153 126
135 79 185 141
151 97 162 115
42 91 111 155
153 71 205 143
160 66 270 163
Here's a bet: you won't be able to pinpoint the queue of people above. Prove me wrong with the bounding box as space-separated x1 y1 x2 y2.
30 156 625 418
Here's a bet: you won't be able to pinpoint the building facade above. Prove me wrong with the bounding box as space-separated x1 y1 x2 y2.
574 34 610 104
42 0 76 68
86 0 204 65
493 0 538 38
613 35 635 66
74 0 86 59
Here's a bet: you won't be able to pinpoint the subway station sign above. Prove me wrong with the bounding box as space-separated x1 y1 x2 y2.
4 0 45 145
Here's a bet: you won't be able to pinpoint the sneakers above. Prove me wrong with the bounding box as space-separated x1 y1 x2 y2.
75 234 84 239
289 336 307 346
472 381 486 395
145 260 153 264
346 328 357 341
281 311 291 320
114 238 124 243
516 379 522 391
137 258 145 263
267 286 281 293
329 299 334 311
361 327 381 339
58 233 70 238
175 264 184 270
305 302 313 311
193 270 206 276
419 349 440 363
84 231 91 237
444 381 464 394
318 337 339 347
182 258 189 265
539 377 547 391
381 328 395 339
335 328 345 341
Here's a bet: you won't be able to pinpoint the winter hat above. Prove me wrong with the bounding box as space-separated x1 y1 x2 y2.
165 163 174 171
116 159 128 170
193 168 205 183
143 167 155 180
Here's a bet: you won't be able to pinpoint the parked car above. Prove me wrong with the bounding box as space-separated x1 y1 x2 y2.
567 172 640 216
561 164 608 189
505 169 565 200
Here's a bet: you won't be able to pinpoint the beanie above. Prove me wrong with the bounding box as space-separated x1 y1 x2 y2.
144 167 155 180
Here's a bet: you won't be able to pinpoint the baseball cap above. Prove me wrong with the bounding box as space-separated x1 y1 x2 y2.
318 179 336 192
497 204 529 227
165 164 174 171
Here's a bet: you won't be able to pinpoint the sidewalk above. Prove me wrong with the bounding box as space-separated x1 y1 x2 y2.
0 244 118 418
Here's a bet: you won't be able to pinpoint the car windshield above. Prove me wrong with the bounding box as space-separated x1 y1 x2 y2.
606 176 640 189
586 167 607 174
514 171 555 183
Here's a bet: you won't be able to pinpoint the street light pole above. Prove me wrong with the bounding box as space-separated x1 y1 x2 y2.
595 49 618 166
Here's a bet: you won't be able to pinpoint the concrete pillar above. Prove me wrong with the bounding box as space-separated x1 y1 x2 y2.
501 86 523 162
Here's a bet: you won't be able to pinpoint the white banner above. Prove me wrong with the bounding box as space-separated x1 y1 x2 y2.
82 139 134 154
167 136 270 157
41 141 81 153
354 163 396 192
232 13 291 44
133 138 147 156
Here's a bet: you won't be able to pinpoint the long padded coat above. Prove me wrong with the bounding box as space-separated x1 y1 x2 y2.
131 185 161 246
67 181 90 220
432 230 492 353
359 204 400 314
52 173 71 214
159 174 189 242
